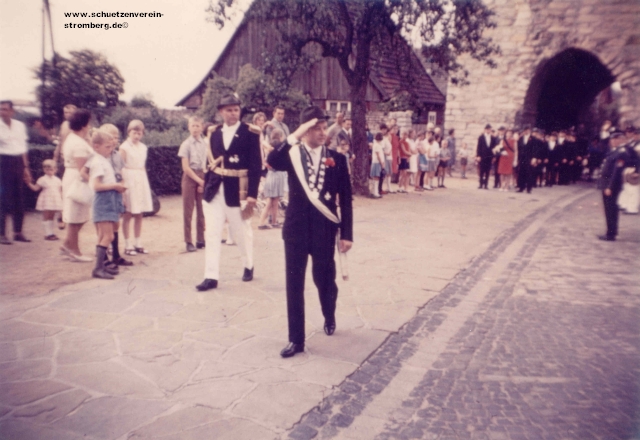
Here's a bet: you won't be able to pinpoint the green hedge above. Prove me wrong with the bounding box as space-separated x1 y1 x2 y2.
146 146 182 196
25 145 183 210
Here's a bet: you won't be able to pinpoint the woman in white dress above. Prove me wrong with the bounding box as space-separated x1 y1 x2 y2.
120 120 153 255
60 109 94 262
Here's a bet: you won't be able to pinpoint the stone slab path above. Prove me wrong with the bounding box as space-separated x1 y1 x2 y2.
287 189 640 440
0 178 637 439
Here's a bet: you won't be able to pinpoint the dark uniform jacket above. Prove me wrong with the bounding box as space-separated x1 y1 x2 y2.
598 146 629 192
267 141 353 249
547 142 561 166
203 123 262 207
517 135 538 164
476 134 498 159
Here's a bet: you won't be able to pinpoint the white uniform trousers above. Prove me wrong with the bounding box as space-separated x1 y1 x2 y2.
202 183 253 280
619 182 639 214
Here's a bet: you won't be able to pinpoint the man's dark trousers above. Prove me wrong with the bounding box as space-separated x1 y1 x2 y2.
0 155 25 236
285 236 338 345
603 191 619 238
479 158 492 188
517 163 534 192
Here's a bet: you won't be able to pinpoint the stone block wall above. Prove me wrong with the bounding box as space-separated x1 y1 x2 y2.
445 0 640 151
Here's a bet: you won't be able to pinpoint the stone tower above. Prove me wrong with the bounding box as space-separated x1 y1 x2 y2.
445 0 640 147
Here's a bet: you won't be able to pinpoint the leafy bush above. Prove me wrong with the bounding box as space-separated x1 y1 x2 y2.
144 127 190 147
145 146 182 196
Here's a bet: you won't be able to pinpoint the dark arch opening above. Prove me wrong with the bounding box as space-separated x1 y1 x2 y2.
521 48 614 131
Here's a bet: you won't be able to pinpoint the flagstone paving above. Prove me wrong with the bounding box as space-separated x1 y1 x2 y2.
1 178 637 439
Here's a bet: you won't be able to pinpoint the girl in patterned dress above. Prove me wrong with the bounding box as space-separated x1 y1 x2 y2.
25 159 63 240
119 120 153 255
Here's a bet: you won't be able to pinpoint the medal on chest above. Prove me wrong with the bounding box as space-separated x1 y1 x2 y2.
306 146 327 197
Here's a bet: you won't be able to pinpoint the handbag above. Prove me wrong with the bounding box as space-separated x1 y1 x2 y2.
68 179 94 205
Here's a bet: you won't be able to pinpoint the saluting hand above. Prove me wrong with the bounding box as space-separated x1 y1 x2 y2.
291 118 319 142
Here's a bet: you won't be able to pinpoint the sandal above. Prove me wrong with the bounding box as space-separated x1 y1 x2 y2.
124 248 137 256
45 235 59 241
258 224 272 230
134 247 149 254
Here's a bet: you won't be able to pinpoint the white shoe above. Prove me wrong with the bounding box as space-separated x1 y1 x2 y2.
70 253 93 263
226 240 236 246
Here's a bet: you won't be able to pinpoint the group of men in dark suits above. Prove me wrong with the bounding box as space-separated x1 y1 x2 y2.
197 94 354 358
476 124 590 194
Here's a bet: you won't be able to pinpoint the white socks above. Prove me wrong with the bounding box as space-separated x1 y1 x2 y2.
43 220 54 236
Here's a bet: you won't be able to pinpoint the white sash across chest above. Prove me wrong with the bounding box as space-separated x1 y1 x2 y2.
288 143 340 224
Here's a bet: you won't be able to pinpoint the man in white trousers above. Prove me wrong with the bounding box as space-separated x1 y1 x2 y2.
197 94 262 291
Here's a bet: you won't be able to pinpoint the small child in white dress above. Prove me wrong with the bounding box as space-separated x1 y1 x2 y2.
119 120 153 255
25 159 63 240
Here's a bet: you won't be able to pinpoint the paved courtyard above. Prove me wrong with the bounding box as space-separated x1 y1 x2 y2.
0 177 638 439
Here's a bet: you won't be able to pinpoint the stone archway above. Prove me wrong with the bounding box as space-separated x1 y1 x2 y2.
521 48 614 131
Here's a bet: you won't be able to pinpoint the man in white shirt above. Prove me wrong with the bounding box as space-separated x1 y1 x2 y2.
0 100 32 244
197 94 262 291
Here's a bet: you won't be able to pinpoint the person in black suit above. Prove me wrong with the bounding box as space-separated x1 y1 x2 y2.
267 106 353 358
556 130 573 185
476 124 498 189
516 126 539 193
531 128 547 187
545 132 561 187
598 131 636 241
492 126 506 188
197 93 262 291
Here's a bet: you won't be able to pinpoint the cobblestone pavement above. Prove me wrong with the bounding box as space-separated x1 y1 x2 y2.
287 190 640 440
1 179 638 440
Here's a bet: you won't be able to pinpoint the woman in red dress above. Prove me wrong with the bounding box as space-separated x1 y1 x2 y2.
498 129 516 191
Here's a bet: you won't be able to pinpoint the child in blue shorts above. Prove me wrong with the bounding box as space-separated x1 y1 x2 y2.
89 131 126 279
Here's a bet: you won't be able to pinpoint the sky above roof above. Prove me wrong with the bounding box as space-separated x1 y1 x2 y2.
0 0 242 109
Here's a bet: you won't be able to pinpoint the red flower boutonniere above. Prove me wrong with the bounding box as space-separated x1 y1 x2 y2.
323 157 336 167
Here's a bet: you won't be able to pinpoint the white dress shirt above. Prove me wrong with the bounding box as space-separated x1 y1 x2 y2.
484 134 492 147
0 119 28 156
304 144 322 175
222 121 241 150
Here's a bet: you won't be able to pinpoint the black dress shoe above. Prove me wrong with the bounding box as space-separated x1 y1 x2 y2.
186 243 196 252
113 257 134 266
242 267 253 282
597 235 615 241
13 233 31 242
196 241 205 249
196 278 218 291
516 189 524 193
280 342 304 358
324 319 336 336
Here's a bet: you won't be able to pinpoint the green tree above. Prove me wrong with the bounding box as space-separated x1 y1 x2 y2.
208 0 500 194
130 94 157 108
197 64 310 123
35 49 124 127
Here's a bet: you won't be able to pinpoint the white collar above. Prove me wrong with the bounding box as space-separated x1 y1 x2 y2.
304 143 322 156
222 121 240 132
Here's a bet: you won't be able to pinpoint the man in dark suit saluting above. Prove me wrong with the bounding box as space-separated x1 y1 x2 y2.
267 106 354 358
197 93 262 291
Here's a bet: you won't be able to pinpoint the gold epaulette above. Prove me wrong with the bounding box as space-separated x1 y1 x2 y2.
248 123 262 135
